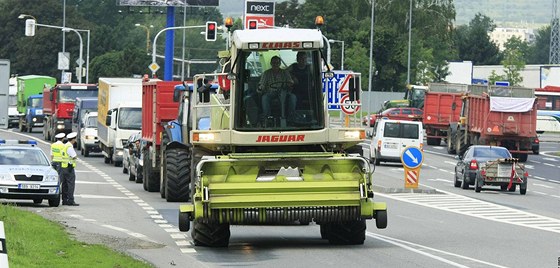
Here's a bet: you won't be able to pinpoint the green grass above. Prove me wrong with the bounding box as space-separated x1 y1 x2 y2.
0 204 153 268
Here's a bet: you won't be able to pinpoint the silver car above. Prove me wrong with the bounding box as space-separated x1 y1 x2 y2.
0 140 61 207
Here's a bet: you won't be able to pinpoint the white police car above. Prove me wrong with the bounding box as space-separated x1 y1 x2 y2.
0 140 61 207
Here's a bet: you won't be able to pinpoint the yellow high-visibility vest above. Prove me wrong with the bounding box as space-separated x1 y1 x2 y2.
61 143 76 168
50 142 65 163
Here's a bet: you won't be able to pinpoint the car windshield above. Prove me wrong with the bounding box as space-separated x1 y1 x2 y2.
28 98 43 108
473 147 511 158
118 108 142 130
58 90 98 102
86 116 98 128
0 148 49 166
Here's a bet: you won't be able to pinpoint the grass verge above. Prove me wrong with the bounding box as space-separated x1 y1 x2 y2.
0 204 153 268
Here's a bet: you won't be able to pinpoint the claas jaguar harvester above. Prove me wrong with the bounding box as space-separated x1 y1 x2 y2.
171 18 387 247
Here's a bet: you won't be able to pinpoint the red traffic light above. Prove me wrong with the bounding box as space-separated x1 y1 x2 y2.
205 21 217 41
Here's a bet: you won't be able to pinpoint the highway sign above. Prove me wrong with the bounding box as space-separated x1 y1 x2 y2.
401 146 424 169
149 62 160 73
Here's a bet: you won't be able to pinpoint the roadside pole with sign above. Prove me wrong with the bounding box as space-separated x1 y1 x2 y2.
401 146 424 189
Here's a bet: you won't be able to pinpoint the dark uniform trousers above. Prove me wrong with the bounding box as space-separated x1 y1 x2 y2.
61 165 76 204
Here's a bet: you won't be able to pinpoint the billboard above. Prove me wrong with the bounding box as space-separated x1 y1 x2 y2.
244 0 275 29
540 66 560 87
117 0 219 6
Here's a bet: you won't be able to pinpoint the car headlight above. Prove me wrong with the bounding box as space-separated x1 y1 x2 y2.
44 174 58 182
0 174 14 181
56 124 65 129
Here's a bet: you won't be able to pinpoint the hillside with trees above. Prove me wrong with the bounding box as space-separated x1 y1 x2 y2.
0 0 552 91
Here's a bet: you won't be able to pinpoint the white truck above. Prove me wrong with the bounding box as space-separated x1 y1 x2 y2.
97 77 142 167
8 76 21 128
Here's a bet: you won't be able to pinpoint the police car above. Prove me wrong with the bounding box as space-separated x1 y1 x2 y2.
0 140 61 207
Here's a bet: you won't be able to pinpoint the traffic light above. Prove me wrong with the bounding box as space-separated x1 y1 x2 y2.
248 20 258 30
205 21 217 41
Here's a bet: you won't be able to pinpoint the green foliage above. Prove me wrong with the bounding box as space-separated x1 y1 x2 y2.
0 204 152 268
488 37 526 86
454 13 502 65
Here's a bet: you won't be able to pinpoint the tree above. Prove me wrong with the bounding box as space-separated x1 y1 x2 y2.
527 25 551 64
454 13 502 65
488 37 526 86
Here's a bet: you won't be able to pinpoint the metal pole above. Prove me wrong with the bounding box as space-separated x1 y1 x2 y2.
63 28 83 83
85 30 90 83
181 3 187 80
151 25 206 77
406 0 412 85
367 0 375 115
164 6 175 81
341 41 345 70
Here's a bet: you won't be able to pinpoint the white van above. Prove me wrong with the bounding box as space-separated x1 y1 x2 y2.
365 119 424 165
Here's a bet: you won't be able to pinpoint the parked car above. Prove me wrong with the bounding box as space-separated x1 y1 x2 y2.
0 140 60 207
362 107 423 127
80 111 101 157
123 132 142 183
454 145 528 194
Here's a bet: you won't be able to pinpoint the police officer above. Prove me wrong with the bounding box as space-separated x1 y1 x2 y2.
61 132 79 206
50 133 66 173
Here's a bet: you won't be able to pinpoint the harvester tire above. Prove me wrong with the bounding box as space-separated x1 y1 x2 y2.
326 220 366 245
375 210 387 229
165 148 191 202
518 153 528 163
192 219 230 247
178 211 190 232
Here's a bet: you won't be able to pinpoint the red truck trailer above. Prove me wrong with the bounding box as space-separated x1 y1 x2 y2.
140 79 180 196
423 83 469 150
449 85 537 162
42 83 98 142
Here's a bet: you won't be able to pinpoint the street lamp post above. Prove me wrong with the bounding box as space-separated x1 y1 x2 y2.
135 23 154 53
406 0 412 85
328 39 345 70
21 17 86 83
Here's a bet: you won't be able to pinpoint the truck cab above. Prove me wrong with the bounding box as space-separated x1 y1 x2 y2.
73 97 98 149
102 102 142 166
8 76 20 128
21 94 44 132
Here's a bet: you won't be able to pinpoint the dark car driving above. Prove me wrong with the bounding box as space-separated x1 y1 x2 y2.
454 145 511 190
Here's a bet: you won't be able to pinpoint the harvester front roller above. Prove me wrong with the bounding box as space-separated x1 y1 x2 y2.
179 152 388 246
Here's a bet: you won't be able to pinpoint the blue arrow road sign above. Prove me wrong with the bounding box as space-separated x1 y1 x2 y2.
401 146 424 169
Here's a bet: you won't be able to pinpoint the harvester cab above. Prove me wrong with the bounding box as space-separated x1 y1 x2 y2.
175 20 387 247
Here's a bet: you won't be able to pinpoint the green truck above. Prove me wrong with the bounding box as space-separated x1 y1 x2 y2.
16 75 57 132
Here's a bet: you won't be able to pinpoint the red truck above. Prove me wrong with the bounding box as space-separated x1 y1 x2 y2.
423 83 468 151
140 79 180 197
42 83 98 142
449 85 537 162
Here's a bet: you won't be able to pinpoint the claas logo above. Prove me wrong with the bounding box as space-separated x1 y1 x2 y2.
205 21 217 41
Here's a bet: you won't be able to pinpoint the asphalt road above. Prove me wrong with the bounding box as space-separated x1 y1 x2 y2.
1 128 559 267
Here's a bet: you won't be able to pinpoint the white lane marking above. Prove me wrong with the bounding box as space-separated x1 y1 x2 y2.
531 191 548 196
544 163 556 167
75 194 128 199
532 183 554 189
428 178 452 183
543 157 558 162
377 190 560 234
444 161 457 166
1 129 196 253
366 232 507 268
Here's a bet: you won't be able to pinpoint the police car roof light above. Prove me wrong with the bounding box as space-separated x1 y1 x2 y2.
0 140 38 146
